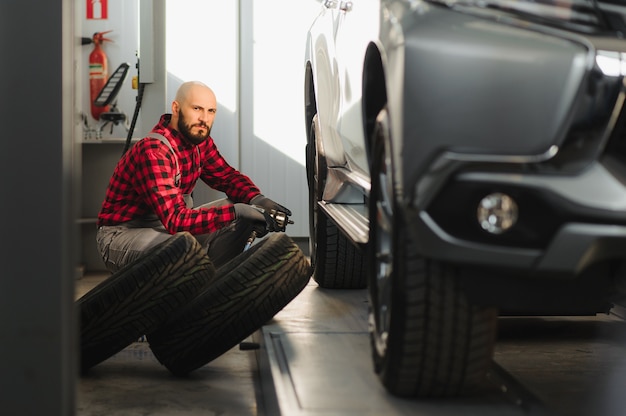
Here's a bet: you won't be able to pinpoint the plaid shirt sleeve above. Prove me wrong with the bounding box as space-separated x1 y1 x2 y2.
198 137 260 203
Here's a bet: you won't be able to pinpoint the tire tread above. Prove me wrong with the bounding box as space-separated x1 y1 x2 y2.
78 232 216 371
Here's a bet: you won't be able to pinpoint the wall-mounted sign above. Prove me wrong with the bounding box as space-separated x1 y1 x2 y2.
86 0 108 20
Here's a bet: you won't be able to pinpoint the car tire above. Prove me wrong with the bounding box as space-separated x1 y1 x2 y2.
306 113 367 289
368 107 498 398
77 232 216 372
146 232 311 376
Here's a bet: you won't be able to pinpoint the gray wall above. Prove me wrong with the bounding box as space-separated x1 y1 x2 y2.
0 0 77 414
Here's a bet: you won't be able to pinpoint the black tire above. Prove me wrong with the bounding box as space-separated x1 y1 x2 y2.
147 232 311 375
77 232 216 372
367 108 498 398
306 114 366 289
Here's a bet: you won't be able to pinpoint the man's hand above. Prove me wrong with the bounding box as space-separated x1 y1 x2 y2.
250 195 292 217
234 203 279 236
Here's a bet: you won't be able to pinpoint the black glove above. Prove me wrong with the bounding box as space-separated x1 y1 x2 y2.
250 195 292 217
233 203 279 237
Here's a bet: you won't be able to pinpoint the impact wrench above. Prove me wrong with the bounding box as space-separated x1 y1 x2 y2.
243 208 294 251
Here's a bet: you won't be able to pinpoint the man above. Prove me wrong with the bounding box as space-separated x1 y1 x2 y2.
96 81 291 271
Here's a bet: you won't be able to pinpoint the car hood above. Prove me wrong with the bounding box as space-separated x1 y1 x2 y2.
428 0 626 36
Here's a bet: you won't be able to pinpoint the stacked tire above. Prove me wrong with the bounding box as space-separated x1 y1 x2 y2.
77 231 310 375
78 232 216 372
147 232 310 375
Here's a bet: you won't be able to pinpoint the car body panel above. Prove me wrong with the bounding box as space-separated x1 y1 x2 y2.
400 10 591 186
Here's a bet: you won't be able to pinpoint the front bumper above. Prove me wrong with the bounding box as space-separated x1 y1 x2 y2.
409 156 626 276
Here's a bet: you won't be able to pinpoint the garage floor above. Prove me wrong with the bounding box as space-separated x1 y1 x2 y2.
76 269 626 416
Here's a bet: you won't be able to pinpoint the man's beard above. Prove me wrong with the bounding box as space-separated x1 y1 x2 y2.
178 112 211 145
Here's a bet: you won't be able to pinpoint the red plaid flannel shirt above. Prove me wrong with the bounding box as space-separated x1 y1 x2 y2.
97 114 260 234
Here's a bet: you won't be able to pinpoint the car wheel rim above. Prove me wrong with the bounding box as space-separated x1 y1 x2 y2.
372 123 394 358
308 120 321 267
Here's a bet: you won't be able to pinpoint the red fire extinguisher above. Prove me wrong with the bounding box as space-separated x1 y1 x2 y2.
88 31 113 120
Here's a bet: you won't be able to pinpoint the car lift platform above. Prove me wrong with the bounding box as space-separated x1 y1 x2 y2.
253 281 535 416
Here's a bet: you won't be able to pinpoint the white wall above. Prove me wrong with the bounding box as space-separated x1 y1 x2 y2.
239 0 322 237
164 0 240 208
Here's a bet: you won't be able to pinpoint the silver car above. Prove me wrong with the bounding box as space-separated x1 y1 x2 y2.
304 0 626 398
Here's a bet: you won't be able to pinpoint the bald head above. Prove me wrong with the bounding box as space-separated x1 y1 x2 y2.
170 81 217 145
175 81 214 104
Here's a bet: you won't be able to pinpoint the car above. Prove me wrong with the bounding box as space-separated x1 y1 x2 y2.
304 0 626 399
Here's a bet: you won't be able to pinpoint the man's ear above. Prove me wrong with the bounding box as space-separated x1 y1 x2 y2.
172 100 180 115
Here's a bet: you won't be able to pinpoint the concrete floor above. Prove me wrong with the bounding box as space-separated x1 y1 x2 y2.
494 313 626 416
76 273 626 416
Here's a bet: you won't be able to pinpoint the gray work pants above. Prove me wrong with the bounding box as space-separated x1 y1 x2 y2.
96 198 257 272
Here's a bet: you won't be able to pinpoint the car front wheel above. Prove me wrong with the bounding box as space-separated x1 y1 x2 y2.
367 107 498 398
